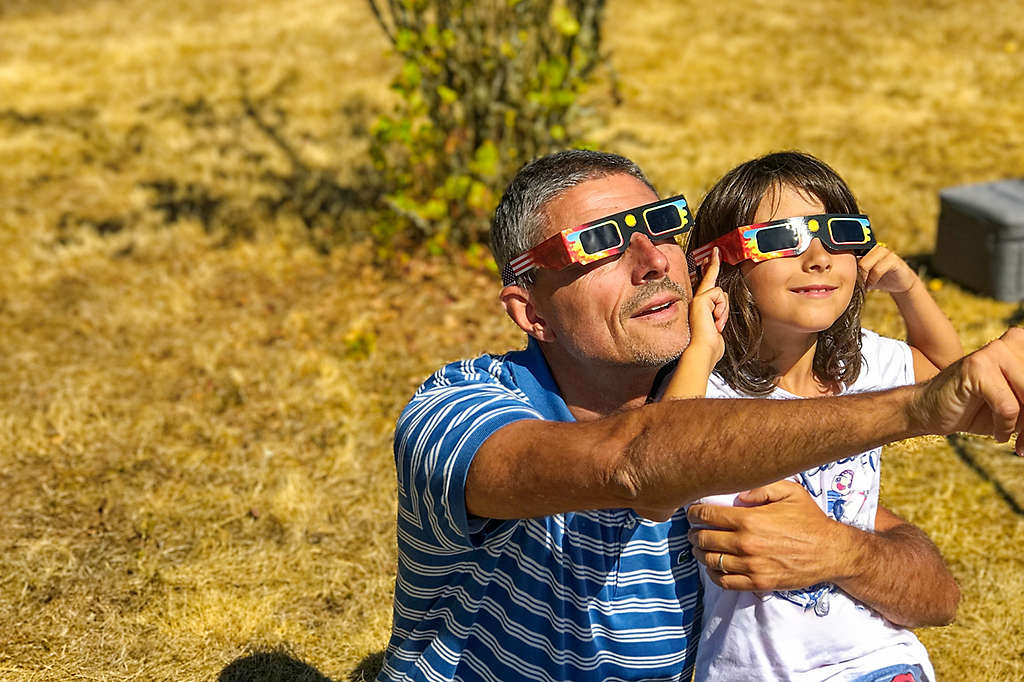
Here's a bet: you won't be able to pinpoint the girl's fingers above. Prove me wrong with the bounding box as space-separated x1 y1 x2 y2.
695 247 720 295
713 290 729 332
858 245 890 277
861 253 896 289
866 265 884 288
858 245 883 268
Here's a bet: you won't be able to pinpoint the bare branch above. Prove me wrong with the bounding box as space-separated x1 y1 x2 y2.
367 0 397 45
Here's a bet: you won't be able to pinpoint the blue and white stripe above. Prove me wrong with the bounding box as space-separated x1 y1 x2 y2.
380 340 700 681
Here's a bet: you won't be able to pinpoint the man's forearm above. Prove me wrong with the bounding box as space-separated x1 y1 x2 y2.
614 385 923 509
833 512 959 628
471 327 1023 520
470 385 924 519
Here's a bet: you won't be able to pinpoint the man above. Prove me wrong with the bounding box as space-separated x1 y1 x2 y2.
378 150 1023 681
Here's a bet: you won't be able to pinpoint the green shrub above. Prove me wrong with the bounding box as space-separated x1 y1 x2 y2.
368 0 609 255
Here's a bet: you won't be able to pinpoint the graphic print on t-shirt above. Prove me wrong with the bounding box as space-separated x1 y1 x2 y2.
770 458 875 616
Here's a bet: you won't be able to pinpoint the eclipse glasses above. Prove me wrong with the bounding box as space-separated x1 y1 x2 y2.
502 195 692 285
690 214 875 269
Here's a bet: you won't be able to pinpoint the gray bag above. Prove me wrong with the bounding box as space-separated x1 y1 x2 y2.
933 179 1024 301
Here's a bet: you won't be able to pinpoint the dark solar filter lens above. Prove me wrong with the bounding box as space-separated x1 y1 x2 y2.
754 225 799 252
580 222 622 254
828 219 869 245
645 205 683 234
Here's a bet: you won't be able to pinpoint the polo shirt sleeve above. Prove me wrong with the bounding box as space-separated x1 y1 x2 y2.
393 355 544 551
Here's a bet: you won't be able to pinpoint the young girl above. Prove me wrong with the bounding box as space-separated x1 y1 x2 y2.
665 151 962 682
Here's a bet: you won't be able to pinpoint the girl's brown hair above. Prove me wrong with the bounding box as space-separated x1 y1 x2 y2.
692 151 866 395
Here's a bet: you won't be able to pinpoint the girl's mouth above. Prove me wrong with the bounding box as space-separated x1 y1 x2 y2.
791 285 838 297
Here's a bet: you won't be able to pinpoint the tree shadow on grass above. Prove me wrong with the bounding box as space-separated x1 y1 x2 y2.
218 650 335 682
347 650 385 681
216 648 386 682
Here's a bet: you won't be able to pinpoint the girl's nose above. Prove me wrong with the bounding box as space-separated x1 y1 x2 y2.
801 238 832 271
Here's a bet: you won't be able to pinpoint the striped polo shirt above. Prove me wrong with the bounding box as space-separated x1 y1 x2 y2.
379 338 701 682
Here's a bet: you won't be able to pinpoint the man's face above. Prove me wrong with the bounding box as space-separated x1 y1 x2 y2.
529 174 693 368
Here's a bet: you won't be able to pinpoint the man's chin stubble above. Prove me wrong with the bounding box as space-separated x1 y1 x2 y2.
625 323 689 367
620 280 691 368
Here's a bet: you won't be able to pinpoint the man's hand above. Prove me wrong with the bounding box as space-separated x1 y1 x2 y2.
910 327 1024 452
686 480 960 627
686 480 846 591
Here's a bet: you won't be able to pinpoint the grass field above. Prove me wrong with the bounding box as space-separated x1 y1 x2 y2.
1 0 1023 679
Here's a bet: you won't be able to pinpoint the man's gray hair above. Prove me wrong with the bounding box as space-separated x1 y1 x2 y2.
490 149 656 287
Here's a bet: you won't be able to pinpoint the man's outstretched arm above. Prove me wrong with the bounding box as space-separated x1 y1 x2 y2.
467 328 1024 521
467 385 918 520
687 481 959 628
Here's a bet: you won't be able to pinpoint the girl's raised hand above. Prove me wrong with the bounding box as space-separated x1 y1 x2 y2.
858 244 918 294
661 248 731 401
689 247 729 357
860 243 963 377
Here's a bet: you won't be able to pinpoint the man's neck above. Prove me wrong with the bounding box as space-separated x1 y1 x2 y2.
539 344 662 421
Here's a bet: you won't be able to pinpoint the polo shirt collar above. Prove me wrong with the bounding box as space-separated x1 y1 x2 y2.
507 337 575 423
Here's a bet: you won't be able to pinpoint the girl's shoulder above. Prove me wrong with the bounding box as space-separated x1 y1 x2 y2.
706 372 782 400
706 371 744 399
851 328 915 392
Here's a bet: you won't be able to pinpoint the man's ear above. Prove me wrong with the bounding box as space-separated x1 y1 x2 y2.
500 284 555 342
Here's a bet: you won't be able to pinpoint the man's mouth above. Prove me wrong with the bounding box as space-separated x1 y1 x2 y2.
622 278 689 322
631 296 679 319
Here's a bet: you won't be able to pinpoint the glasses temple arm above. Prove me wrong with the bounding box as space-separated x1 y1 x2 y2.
525 232 574 271
692 230 745 266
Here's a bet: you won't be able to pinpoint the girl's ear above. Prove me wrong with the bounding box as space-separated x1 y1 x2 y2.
500 285 556 342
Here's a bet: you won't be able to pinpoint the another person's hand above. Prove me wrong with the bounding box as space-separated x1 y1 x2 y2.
659 247 728 405
910 327 1024 453
858 244 919 294
686 480 846 591
687 247 728 363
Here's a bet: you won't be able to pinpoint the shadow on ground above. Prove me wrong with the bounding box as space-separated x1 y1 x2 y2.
219 650 335 682
348 651 385 681
217 649 385 682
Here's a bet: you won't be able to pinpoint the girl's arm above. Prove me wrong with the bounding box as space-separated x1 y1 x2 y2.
859 245 963 380
662 248 728 399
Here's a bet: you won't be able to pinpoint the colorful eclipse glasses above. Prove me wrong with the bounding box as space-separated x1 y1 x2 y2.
502 195 692 285
690 214 875 269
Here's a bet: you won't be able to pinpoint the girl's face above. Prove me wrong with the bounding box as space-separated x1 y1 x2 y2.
740 184 858 345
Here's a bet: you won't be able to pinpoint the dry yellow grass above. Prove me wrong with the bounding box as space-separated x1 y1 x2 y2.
1 0 1023 680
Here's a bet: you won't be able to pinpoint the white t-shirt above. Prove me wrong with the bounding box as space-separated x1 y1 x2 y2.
694 329 935 682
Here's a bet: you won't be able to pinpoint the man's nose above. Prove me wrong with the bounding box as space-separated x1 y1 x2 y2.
626 232 671 283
